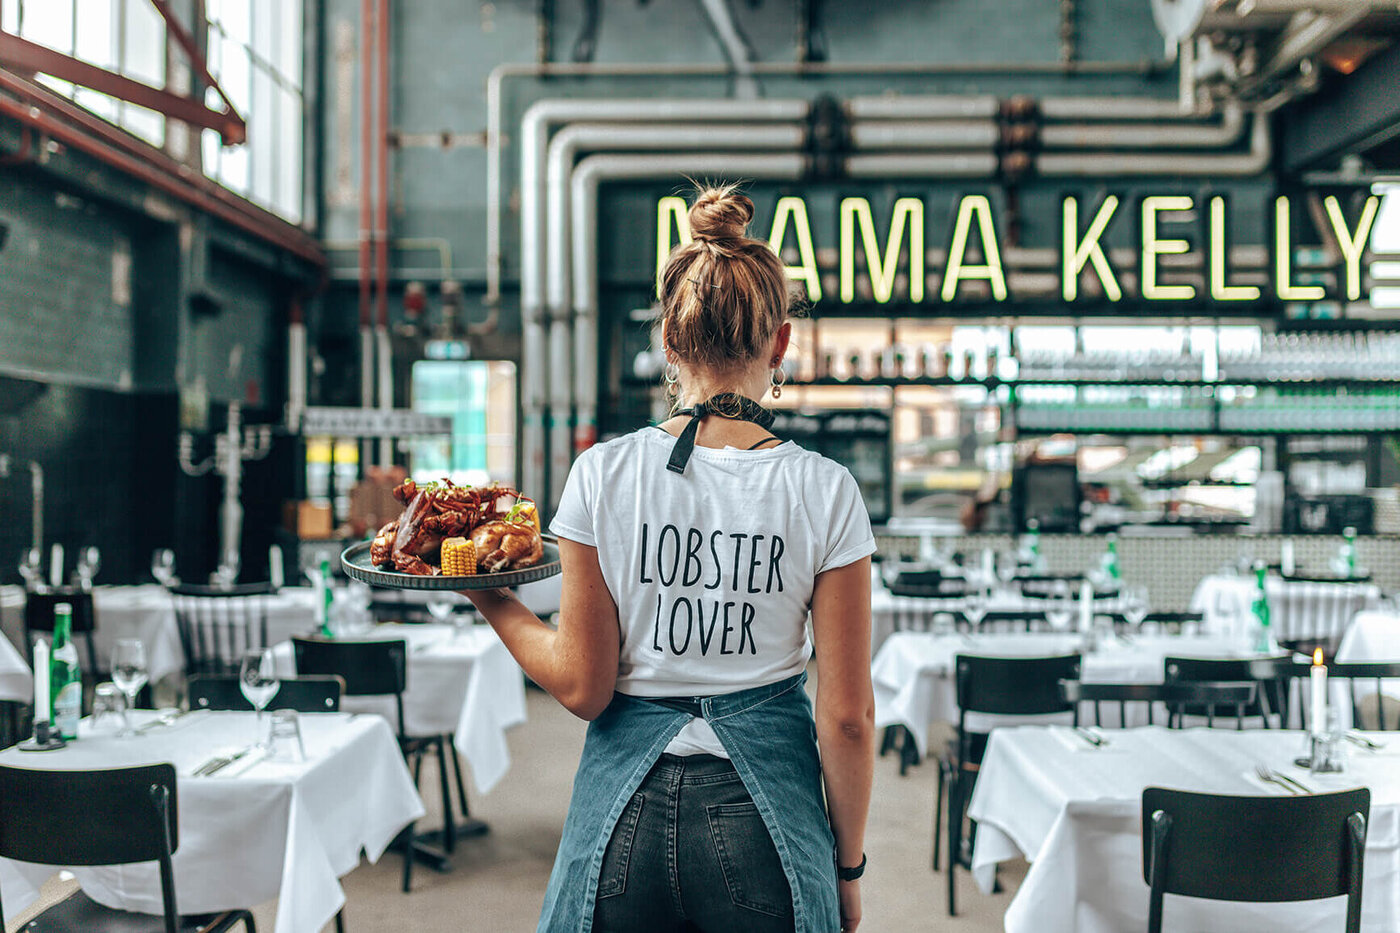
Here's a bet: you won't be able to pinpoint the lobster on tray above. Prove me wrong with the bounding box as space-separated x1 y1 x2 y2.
368 478 541 575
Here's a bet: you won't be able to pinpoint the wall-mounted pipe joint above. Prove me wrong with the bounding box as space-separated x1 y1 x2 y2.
804 94 847 181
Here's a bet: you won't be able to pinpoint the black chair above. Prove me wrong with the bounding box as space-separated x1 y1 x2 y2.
0 763 255 933
1326 662 1400 732
944 653 1082 916
971 610 1052 634
1058 681 1260 729
292 636 471 892
1142 786 1369 933
188 675 345 713
169 583 274 676
1164 656 1288 728
1246 657 1312 729
24 589 101 677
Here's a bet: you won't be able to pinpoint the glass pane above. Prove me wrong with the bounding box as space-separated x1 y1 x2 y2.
275 86 303 222
74 87 118 120
121 0 164 86
410 361 519 488
21 0 75 54
119 102 164 147
74 0 116 68
249 67 274 206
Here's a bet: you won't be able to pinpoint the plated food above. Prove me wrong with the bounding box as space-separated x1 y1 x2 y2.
369 478 543 576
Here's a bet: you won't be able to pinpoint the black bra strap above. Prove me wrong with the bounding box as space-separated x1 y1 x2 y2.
746 436 781 450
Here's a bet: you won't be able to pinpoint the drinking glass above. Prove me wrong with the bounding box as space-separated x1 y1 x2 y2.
239 648 281 741
1121 585 1150 630
426 596 456 628
110 639 149 738
150 549 178 587
18 548 43 591
961 587 988 630
76 547 101 590
1045 581 1074 631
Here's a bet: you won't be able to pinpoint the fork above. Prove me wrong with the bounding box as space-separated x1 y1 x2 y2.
1254 765 1297 794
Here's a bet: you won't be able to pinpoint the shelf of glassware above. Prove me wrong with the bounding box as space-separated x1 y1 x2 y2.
1217 386 1400 433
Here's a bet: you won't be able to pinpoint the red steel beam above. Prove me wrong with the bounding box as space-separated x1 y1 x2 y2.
0 70 323 268
0 30 245 145
146 0 244 142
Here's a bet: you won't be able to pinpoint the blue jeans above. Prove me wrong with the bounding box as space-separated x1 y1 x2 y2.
592 754 796 933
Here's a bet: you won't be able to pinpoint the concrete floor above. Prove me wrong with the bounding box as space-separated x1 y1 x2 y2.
9 680 1024 932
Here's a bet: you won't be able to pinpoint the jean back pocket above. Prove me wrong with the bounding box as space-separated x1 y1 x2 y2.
705 801 793 918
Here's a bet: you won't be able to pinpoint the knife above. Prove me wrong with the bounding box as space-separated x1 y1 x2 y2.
197 746 255 777
135 709 190 734
1073 726 1108 748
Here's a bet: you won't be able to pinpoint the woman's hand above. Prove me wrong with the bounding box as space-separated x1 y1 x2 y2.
839 878 861 931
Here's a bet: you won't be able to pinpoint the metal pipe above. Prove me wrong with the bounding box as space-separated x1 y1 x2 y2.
1039 96 1194 120
848 120 999 150
842 152 999 177
487 56 1169 317
358 0 374 332
544 122 807 505
287 298 307 432
29 461 42 555
569 153 807 494
1036 109 1270 175
375 0 392 467
1040 103 1245 149
696 0 760 99
518 98 808 505
845 95 1000 120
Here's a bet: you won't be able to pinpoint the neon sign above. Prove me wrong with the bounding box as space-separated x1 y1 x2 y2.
655 192 1382 306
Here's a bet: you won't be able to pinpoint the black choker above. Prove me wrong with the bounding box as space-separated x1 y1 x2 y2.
666 393 776 475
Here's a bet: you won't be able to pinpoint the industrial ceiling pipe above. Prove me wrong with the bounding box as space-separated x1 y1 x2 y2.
517 97 808 504
1040 103 1245 149
543 122 807 504
848 121 999 150
1036 109 1270 175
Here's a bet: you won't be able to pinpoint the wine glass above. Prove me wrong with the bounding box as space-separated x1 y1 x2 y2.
151 549 178 587
961 587 988 631
1121 585 1150 630
426 596 456 636
110 639 149 738
239 648 281 740
1044 581 1074 631
76 547 101 590
18 548 43 591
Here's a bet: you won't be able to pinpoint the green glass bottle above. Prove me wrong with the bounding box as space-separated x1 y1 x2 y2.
1250 563 1276 653
50 602 81 740
318 556 334 637
1103 534 1121 582
1342 526 1357 578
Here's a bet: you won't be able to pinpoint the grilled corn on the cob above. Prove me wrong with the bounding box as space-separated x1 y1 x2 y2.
440 537 477 575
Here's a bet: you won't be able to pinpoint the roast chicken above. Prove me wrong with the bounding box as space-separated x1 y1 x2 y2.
369 478 541 575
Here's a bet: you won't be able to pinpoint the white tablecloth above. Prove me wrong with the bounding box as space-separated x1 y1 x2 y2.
1192 574 1379 644
0 585 328 684
873 631 1270 757
968 726 1400 933
0 709 423 933
0 633 29 704
273 623 527 794
1337 612 1400 724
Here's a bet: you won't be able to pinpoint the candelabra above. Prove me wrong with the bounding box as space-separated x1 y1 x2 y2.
179 402 273 583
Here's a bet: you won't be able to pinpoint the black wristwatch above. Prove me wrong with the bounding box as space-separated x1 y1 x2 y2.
836 852 867 882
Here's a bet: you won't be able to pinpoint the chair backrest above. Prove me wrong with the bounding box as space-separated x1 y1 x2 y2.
1142 786 1369 933
23 589 99 674
1165 655 1290 725
0 764 182 933
956 654 1082 718
291 636 407 733
168 582 275 676
188 674 345 713
1329 662 1400 731
1160 681 1259 729
976 610 1052 634
1059 680 1162 727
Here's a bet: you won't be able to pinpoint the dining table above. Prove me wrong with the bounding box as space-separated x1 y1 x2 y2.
270 622 527 795
967 725 1400 933
873 630 1281 758
0 708 424 933
0 632 30 704
1191 573 1380 644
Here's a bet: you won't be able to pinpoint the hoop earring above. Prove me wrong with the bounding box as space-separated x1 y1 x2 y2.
663 362 680 400
770 364 786 399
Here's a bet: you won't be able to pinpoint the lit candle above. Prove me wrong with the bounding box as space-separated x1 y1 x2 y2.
1079 580 1094 633
1310 646 1327 736
48 543 64 589
33 639 50 721
269 545 284 590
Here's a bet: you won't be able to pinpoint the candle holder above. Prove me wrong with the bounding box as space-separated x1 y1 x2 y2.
1294 732 1344 774
18 719 67 752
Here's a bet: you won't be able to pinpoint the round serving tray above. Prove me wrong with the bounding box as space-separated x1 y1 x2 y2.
341 537 561 590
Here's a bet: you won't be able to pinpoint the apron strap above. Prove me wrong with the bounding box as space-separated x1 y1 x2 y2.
665 393 777 476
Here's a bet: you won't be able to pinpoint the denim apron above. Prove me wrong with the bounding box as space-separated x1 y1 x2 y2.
536 671 840 933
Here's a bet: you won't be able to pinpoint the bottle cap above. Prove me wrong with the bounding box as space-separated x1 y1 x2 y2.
55 602 72 614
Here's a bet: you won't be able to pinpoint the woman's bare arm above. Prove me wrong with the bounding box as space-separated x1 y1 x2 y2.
810 556 875 929
463 537 620 720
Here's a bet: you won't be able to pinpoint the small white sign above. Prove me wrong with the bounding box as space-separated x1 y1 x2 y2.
301 407 452 437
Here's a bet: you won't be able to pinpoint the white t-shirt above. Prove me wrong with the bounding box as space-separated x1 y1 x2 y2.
549 426 876 756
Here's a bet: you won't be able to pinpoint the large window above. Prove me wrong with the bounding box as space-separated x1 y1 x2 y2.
410 361 518 488
3 0 304 222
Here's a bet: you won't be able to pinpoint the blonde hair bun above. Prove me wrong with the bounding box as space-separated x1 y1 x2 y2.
688 185 753 240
